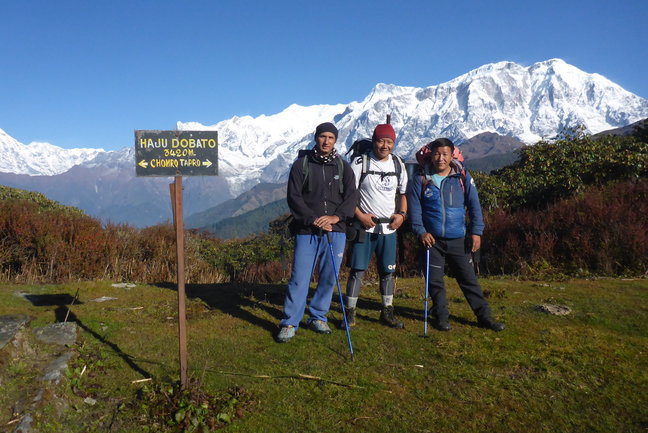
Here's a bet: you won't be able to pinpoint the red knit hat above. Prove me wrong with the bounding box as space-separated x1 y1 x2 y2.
372 124 396 142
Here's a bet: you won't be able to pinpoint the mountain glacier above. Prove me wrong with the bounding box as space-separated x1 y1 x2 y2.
1 58 647 217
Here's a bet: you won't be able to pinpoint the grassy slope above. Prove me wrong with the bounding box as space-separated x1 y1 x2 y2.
0 277 646 432
0 185 84 214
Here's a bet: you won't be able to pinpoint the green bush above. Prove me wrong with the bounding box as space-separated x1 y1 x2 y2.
483 130 648 210
196 233 289 282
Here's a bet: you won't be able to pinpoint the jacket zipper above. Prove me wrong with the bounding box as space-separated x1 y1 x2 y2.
322 164 329 215
440 178 446 238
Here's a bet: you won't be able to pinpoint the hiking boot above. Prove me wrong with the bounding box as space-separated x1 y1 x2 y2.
433 318 452 331
380 306 404 329
276 325 296 343
339 307 356 329
308 320 332 334
478 317 506 332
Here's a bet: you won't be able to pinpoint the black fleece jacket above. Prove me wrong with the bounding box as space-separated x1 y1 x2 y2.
287 151 358 236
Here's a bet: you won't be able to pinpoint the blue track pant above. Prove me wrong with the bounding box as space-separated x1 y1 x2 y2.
280 232 346 328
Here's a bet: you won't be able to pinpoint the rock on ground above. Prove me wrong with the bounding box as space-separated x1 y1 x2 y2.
0 315 31 349
34 322 78 346
535 304 572 315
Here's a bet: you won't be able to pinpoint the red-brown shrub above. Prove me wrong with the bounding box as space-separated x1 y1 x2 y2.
393 180 648 278
2 179 645 283
0 200 226 284
481 180 648 277
0 200 109 281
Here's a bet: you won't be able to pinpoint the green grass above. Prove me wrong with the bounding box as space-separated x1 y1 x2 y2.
0 277 646 432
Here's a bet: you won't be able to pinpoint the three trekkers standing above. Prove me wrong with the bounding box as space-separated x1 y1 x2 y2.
277 123 504 343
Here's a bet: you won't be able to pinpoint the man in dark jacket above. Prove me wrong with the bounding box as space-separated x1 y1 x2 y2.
408 138 505 332
277 122 358 343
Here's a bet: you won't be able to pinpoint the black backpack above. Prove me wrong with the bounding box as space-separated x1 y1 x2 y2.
345 138 404 186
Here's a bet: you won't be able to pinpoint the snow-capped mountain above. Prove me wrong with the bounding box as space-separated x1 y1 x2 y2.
1 58 647 226
177 59 648 194
178 103 348 193
0 128 103 176
0 135 232 227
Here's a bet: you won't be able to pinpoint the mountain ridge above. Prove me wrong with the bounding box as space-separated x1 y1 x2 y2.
1 58 647 227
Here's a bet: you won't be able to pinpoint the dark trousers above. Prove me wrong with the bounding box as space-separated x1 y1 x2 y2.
427 237 491 321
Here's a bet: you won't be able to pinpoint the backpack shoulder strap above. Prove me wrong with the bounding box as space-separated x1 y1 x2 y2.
459 169 467 195
420 175 428 199
301 153 313 193
420 163 433 199
358 154 370 185
336 157 345 195
449 159 467 194
392 154 404 185
360 154 404 185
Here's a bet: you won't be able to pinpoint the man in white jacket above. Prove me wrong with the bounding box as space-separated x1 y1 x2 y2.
342 123 408 328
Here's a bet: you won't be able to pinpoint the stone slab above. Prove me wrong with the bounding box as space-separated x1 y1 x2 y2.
33 322 78 346
536 304 572 315
41 351 74 383
0 315 31 349
13 413 33 433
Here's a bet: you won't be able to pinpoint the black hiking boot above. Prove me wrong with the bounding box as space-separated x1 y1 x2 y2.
380 306 404 329
339 307 356 329
478 317 506 332
433 318 452 332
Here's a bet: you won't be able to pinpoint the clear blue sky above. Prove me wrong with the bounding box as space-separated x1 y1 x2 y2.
1 0 646 151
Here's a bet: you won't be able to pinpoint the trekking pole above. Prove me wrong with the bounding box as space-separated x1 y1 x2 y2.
424 247 430 337
326 231 355 360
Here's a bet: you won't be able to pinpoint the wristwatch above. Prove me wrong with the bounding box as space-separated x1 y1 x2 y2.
398 211 407 219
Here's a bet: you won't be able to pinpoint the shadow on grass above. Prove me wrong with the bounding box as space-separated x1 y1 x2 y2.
23 293 152 379
153 281 486 338
340 296 483 329
155 282 287 336
63 309 153 379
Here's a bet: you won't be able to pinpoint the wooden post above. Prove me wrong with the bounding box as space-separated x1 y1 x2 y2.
170 173 188 388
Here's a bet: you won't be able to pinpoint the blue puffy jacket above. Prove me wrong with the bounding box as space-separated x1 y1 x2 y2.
407 165 485 239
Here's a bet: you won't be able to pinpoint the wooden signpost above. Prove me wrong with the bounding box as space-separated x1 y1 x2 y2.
135 130 218 387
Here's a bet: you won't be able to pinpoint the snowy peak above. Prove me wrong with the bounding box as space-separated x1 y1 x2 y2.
0 128 103 176
177 102 347 192
63 59 648 191
363 83 419 103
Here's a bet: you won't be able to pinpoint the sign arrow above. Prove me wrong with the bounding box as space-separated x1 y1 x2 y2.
138 160 149 168
203 159 212 168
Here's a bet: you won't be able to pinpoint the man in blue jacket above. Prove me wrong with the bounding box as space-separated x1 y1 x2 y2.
407 138 505 332
277 122 358 343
